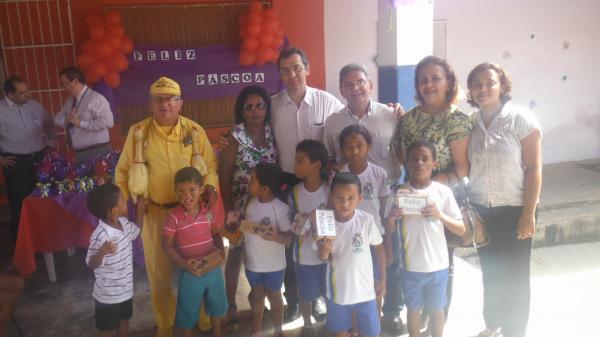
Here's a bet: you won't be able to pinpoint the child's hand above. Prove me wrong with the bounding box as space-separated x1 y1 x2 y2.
100 241 117 256
421 203 441 220
136 197 147 225
386 206 404 233
225 211 241 231
375 277 386 298
317 238 333 260
260 226 277 241
185 258 202 276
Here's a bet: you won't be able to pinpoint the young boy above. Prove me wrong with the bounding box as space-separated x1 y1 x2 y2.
162 167 226 337
86 183 141 337
318 172 386 337
290 140 330 333
387 140 465 337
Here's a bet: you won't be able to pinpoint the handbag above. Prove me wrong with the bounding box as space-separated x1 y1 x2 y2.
445 177 489 248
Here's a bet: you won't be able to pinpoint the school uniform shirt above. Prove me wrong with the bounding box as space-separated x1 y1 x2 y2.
85 217 140 304
401 181 462 273
341 162 390 234
271 87 344 174
162 204 224 259
243 197 292 273
289 183 329 265
326 209 383 305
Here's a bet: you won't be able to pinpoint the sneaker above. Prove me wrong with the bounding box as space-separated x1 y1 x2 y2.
382 315 405 335
283 304 301 323
312 297 327 322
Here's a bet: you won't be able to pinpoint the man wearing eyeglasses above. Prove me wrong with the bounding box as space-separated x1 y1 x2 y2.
55 66 114 163
115 77 219 337
1 76 56 244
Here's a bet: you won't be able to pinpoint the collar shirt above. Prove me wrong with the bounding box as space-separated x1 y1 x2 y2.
468 102 542 207
271 86 344 173
0 97 56 154
324 100 399 178
54 86 114 150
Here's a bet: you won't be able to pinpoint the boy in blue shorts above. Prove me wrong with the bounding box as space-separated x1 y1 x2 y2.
387 140 465 337
318 172 386 337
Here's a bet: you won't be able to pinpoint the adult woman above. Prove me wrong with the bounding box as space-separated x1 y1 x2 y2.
218 86 277 329
391 55 471 331
467 63 542 337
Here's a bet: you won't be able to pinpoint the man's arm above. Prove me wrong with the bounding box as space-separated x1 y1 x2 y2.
41 104 57 147
115 126 136 200
54 102 68 128
195 125 219 189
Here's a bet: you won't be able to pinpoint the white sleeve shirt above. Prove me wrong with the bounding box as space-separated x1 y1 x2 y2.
0 98 55 154
290 183 329 265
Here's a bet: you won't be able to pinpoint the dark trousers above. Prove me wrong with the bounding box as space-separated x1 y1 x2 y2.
282 172 301 309
382 228 404 317
475 205 532 337
2 152 42 242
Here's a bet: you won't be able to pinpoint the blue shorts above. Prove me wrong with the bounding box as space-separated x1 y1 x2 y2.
175 267 228 328
245 269 285 292
294 263 327 302
371 246 381 281
326 298 381 337
402 268 448 311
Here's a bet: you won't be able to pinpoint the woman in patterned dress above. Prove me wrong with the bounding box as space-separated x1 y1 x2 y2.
218 86 277 329
391 55 471 322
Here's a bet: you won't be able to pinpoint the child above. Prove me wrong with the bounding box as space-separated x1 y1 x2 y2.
86 183 141 337
318 172 386 337
387 140 465 337
289 140 330 333
227 162 293 337
162 167 226 337
339 124 391 318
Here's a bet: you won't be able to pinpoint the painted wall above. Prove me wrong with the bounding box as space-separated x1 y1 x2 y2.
435 0 600 164
324 0 379 102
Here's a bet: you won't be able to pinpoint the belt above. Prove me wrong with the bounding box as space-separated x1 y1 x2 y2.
149 200 179 209
75 142 110 153
1 150 44 159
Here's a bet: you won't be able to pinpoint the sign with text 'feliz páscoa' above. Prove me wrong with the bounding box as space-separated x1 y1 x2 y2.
316 209 336 239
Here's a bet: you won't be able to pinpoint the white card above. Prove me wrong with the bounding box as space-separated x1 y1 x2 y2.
397 193 428 215
315 209 336 238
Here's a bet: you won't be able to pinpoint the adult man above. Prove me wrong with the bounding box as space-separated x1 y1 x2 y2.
55 67 113 163
115 77 219 337
323 63 405 334
1 76 56 243
270 47 344 322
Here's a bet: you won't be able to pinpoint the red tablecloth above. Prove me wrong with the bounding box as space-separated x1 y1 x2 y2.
13 194 95 277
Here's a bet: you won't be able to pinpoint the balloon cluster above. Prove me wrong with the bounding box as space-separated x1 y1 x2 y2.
238 1 285 66
76 11 134 88
35 150 121 197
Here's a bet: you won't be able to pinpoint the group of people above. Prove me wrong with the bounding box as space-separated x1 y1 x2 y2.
0 45 542 337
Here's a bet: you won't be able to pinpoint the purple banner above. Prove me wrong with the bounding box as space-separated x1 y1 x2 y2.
108 44 282 108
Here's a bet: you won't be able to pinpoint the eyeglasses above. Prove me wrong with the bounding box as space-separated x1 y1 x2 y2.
243 102 267 112
279 64 305 76
150 96 181 104
342 79 368 90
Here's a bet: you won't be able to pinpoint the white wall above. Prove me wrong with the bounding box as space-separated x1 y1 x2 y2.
324 0 379 102
435 0 600 164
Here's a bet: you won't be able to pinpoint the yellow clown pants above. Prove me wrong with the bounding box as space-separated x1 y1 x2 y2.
143 204 211 337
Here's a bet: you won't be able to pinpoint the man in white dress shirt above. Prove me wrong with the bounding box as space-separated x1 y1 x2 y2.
55 67 114 163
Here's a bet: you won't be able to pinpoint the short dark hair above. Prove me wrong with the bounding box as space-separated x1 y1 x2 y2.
339 124 373 147
87 183 121 220
339 63 369 86
414 56 459 105
296 139 329 181
467 62 513 107
3 76 24 95
59 66 85 84
254 162 283 195
330 172 362 195
174 167 203 186
406 140 437 161
277 46 309 69
234 85 272 124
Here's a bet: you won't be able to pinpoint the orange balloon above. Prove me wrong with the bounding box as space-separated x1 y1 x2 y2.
106 24 125 38
104 71 121 88
249 1 263 14
115 54 129 72
95 41 113 59
262 19 279 33
89 25 106 40
84 14 104 28
82 39 95 53
77 52 96 69
273 36 284 48
239 50 256 66
263 8 277 20
255 46 272 66
88 62 108 81
85 72 102 85
277 27 285 37
259 33 274 47
270 48 279 62
120 36 134 55
104 36 122 50
248 13 261 25
246 23 261 37
238 13 248 27
105 11 122 25
239 27 248 40
243 37 260 51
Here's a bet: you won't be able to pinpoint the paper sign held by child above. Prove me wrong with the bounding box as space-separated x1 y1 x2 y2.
190 250 224 274
396 189 428 215
315 209 336 239
240 220 273 237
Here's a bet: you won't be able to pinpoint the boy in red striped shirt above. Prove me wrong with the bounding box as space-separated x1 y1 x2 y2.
162 167 226 337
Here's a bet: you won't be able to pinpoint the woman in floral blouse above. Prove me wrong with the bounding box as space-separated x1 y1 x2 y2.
218 85 277 329
391 56 471 323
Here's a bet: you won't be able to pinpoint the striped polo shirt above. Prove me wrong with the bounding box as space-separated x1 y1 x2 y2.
162 205 223 259
85 217 140 304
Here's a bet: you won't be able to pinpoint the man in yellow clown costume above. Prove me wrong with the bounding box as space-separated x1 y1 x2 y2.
115 77 219 337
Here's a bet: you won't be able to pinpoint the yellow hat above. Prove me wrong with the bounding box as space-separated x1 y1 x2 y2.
149 77 181 96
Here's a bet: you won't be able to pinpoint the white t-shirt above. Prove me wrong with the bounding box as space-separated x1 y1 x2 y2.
342 162 390 234
243 197 292 272
85 217 140 304
271 87 344 173
401 181 462 273
289 182 329 265
326 209 383 305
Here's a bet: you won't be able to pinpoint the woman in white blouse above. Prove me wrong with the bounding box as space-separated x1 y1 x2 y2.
467 63 542 337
